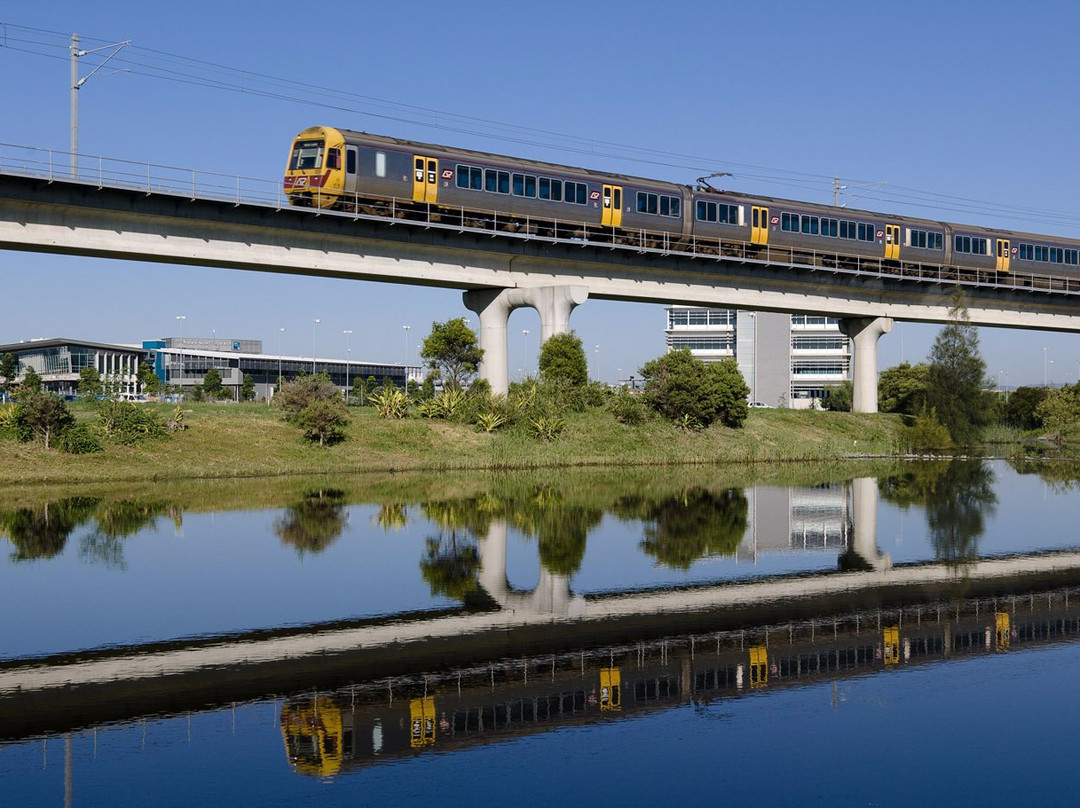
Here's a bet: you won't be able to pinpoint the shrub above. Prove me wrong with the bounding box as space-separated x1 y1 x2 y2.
370 388 409 419
57 422 103 454
898 409 953 453
538 332 588 387
295 399 348 446
640 350 749 428
607 387 649 426
98 400 167 445
274 373 341 420
528 414 565 441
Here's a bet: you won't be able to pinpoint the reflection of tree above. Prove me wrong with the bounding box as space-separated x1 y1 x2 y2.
274 489 349 555
536 504 602 577
879 460 997 565
927 462 996 565
0 498 99 561
373 503 409 532
616 488 749 570
419 532 479 601
79 499 170 569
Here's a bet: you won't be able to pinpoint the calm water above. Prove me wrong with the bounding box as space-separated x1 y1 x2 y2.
2 459 1079 806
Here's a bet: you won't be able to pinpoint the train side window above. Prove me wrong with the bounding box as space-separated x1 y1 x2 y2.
696 200 717 222
781 212 798 232
821 217 838 237
326 149 341 170
375 152 386 178
539 178 551 200
524 175 537 197
457 164 470 189
512 173 524 196
551 179 562 202
346 149 357 175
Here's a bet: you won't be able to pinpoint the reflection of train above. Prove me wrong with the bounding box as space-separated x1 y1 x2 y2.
279 594 1070 777
284 126 1080 288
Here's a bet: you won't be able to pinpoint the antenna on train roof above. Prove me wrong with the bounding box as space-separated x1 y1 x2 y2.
696 171 733 192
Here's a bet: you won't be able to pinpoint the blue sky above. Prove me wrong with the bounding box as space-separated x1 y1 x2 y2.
1 1 1079 386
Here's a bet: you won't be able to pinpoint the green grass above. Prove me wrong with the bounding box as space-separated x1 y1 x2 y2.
0 401 906 486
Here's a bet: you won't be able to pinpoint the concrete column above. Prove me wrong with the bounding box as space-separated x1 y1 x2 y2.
464 285 588 394
838 316 893 413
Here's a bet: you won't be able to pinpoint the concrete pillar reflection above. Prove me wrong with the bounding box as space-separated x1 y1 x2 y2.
840 476 891 571
838 316 893 413
463 286 588 394
475 519 586 616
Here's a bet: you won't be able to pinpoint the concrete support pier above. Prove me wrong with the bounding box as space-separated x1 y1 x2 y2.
839 316 893 413
463 285 588 394
476 520 586 617
840 476 892 571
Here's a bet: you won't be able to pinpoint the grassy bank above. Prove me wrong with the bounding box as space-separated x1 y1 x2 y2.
0 402 903 486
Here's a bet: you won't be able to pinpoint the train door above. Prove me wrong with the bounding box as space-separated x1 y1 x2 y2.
883 626 900 666
995 612 1011 651
996 238 1011 272
600 667 622 712
602 185 623 227
409 697 436 748
751 206 770 245
412 155 439 204
885 224 901 260
749 645 768 687
345 145 359 194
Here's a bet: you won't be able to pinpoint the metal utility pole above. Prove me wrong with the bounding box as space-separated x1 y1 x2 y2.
70 33 131 176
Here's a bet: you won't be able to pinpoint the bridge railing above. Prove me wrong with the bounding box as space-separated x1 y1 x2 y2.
0 142 286 208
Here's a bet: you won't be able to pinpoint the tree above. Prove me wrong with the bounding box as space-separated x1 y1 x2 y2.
640 350 749 428
274 372 341 419
538 332 588 387
21 366 42 393
420 318 484 390
0 352 16 393
202 366 226 399
926 289 992 445
1034 384 1080 440
823 380 853 412
1004 386 1050 429
16 391 74 449
295 398 349 445
878 362 929 416
138 361 161 396
77 366 103 400
240 372 256 401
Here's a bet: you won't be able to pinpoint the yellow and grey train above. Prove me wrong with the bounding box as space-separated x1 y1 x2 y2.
284 125 1080 285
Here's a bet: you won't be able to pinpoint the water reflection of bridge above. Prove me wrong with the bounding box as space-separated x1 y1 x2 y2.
281 584 1080 776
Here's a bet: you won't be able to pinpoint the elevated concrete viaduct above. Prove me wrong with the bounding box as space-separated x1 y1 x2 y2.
2 172 1079 410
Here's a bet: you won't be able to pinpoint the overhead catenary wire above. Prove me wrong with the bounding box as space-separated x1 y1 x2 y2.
3 22 1080 233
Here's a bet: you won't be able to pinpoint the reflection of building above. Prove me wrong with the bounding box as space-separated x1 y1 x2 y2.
735 484 851 562
0 336 420 399
664 307 851 408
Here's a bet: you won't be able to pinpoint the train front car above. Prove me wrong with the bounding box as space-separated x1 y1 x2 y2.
284 126 347 208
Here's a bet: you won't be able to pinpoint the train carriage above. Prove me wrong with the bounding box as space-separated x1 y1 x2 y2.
284 126 1080 288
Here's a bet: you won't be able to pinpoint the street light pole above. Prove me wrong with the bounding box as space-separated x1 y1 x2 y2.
278 327 285 388
175 314 186 393
522 329 530 379
1044 346 1049 387
343 329 353 400
403 325 411 367
312 319 320 373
